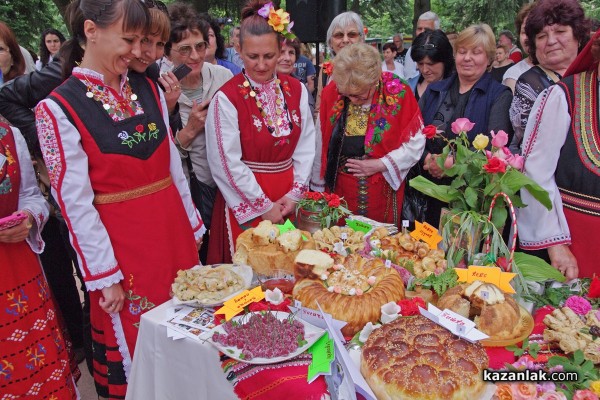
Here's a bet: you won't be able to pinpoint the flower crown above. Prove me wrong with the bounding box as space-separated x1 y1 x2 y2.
258 2 296 40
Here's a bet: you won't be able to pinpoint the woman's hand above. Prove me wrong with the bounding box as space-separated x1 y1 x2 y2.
261 204 285 224
158 71 183 113
345 158 385 178
99 282 126 314
548 244 579 281
195 236 203 250
424 153 453 179
0 211 33 243
275 196 296 218
176 100 210 149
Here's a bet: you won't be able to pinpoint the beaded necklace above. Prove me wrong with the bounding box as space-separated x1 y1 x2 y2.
242 71 293 136
81 73 140 118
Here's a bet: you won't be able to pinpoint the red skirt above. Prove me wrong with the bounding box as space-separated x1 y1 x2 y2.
334 171 405 225
208 167 294 264
0 241 78 399
564 208 599 278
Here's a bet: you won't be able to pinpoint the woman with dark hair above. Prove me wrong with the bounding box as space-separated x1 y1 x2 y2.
517 27 600 280
36 28 66 70
408 29 454 101
509 0 589 154
0 21 25 83
503 2 537 92
35 0 204 396
381 42 405 78
277 37 315 116
205 0 315 263
201 13 241 75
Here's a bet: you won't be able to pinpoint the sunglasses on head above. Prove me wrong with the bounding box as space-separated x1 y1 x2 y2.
420 43 436 50
143 0 168 15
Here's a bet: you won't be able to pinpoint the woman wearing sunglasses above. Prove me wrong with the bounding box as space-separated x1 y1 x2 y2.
205 0 315 263
35 0 204 397
315 43 425 225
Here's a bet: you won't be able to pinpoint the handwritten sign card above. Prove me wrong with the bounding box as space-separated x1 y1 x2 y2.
410 221 442 248
214 286 265 320
455 266 516 294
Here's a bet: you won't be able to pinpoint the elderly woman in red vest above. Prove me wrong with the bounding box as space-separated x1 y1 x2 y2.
313 43 424 225
205 0 315 263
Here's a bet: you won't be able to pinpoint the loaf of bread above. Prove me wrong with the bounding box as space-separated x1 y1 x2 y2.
293 254 405 336
361 315 489 400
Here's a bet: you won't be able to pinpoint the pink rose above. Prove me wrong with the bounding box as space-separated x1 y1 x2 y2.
491 130 509 147
540 391 567 400
386 79 402 95
493 146 512 161
573 390 600 400
511 383 538 400
513 357 535 370
564 295 592 315
450 117 475 135
507 154 525 170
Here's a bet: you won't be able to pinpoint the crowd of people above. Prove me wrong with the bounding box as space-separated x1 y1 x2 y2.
0 0 599 398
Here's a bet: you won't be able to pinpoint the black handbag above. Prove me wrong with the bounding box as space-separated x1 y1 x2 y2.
184 156 217 230
401 162 428 224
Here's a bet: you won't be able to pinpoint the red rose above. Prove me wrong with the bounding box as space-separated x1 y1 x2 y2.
423 125 438 139
397 297 426 316
135 124 144 133
322 61 333 76
588 275 600 298
328 198 341 207
496 256 509 271
483 157 507 174
307 192 321 201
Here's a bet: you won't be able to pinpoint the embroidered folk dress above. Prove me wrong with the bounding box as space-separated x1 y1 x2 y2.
35 68 204 398
0 124 78 399
315 72 425 225
518 70 600 278
205 73 315 262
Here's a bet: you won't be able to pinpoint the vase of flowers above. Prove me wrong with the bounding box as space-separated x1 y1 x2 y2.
295 192 350 233
410 118 552 268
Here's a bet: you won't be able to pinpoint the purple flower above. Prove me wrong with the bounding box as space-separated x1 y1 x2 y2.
376 118 387 129
258 2 273 18
129 303 142 315
118 131 130 140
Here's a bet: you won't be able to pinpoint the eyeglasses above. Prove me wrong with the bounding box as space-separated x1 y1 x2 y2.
332 31 361 40
143 0 168 15
419 43 436 50
172 41 208 57
340 86 374 102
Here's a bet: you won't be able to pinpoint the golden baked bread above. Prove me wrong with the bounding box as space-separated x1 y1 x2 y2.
437 281 521 340
233 228 315 275
293 254 405 336
361 315 489 400
375 232 447 278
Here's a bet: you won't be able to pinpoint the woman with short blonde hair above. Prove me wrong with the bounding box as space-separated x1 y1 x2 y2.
454 23 496 66
332 43 381 94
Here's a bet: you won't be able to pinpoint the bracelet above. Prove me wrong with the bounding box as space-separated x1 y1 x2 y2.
175 131 192 151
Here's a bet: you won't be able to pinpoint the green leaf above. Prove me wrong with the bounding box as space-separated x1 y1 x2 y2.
513 252 566 282
409 176 461 203
464 186 478 208
450 177 466 190
502 169 552 210
491 204 508 230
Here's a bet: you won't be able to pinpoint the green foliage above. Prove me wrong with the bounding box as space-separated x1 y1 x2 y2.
411 267 458 296
547 350 600 398
506 337 540 359
522 281 580 308
513 252 566 283
0 0 67 51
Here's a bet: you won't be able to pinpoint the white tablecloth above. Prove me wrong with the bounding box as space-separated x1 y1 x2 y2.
125 301 237 400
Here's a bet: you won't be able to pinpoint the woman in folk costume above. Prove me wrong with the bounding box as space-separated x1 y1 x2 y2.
35 0 204 397
0 123 79 398
517 27 600 280
313 43 425 225
205 0 315 263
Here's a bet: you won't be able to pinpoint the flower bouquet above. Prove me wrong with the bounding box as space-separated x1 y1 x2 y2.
410 119 552 276
295 191 350 232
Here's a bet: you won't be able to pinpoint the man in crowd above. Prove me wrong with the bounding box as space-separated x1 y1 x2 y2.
294 44 316 94
498 30 523 63
393 33 409 65
226 25 244 69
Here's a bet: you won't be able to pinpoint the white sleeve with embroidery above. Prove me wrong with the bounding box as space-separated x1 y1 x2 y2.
35 100 124 291
380 115 426 191
205 92 273 224
310 117 325 192
286 85 315 201
158 91 205 240
14 127 50 254
516 86 571 250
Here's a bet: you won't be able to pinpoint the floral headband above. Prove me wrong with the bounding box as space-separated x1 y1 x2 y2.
258 2 296 40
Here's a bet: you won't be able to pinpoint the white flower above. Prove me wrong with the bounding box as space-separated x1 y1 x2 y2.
380 301 401 324
369 239 381 249
265 287 284 305
348 288 356 296
359 322 381 343
292 113 300 125
118 131 130 140
367 276 376 285
327 286 334 292
320 273 329 281
253 115 262 129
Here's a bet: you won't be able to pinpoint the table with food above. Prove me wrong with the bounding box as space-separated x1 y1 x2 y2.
126 215 600 400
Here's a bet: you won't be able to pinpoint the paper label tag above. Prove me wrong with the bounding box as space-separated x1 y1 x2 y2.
333 242 348 256
402 220 409 228
384 259 392 268
346 219 372 233
214 286 265 320
294 299 302 309
481 290 489 300
455 266 516 294
410 221 443 248
277 219 296 234
419 303 489 342
341 232 348 240
307 333 335 383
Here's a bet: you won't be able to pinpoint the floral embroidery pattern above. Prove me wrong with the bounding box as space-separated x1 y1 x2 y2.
290 181 309 200
252 115 263 132
119 122 160 148
274 138 290 147
125 274 155 327
0 176 11 195
37 278 50 301
0 360 14 380
26 344 47 369
238 83 252 99
35 104 63 188
231 193 271 222
329 99 345 126
281 79 292 97
291 110 300 127
5 289 29 316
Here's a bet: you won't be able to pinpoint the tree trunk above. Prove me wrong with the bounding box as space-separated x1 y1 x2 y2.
350 0 360 13
412 0 431 36
52 0 70 18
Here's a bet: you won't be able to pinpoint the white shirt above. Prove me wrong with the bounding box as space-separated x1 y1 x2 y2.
382 61 405 80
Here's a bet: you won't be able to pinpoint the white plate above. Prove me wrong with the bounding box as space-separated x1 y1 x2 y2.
172 264 254 307
201 311 326 364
